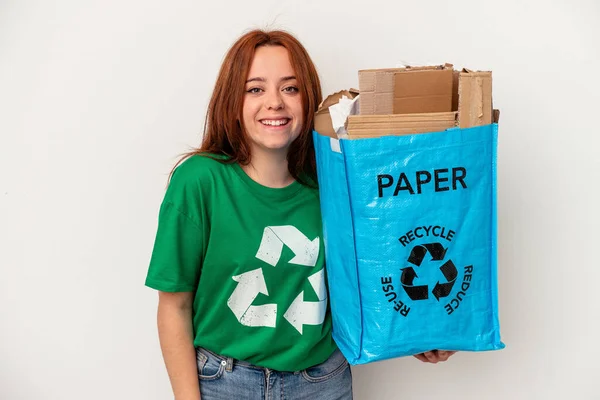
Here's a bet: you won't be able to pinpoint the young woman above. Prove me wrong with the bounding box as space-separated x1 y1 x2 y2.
145 29 453 400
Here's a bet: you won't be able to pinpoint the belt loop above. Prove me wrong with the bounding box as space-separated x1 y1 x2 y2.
226 356 234 372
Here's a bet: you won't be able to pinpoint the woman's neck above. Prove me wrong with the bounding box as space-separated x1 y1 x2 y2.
241 148 294 188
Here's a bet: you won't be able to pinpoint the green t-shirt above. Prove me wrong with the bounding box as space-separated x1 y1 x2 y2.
145 154 336 371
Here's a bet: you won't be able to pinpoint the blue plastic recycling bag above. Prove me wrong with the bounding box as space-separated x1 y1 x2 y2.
314 124 505 365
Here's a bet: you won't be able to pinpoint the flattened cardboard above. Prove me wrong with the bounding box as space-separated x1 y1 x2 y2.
393 68 454 114
314 89 359 138
457 70 493 128
358 65 453 116
348 112 457 125
347 112 457 138
321 64 497 140
452 69 460 111
358 69 400 115
318 88 359 110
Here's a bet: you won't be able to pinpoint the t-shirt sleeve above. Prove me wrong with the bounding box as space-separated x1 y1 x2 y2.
145 159 209 292
145 201 204 292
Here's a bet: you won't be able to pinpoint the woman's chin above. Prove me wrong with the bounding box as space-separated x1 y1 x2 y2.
251 137 296 153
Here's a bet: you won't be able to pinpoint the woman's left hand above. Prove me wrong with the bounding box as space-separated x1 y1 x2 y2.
413 350 456 363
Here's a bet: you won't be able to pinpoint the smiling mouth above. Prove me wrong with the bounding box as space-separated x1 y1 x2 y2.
260 118 290 127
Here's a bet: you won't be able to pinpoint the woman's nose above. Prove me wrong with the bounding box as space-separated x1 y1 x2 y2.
265 91 284 110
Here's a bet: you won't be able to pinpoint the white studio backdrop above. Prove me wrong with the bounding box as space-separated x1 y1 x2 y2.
1 0 599 399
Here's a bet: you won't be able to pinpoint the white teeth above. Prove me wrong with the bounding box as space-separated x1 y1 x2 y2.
261 119 288 126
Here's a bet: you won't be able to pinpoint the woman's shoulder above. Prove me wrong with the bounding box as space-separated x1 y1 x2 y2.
177 152 230 169
164 153 233 198
171 153 232 179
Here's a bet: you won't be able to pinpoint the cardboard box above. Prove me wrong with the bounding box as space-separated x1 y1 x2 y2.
314 89 359 138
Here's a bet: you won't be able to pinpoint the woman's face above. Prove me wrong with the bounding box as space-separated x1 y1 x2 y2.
242 45 304 156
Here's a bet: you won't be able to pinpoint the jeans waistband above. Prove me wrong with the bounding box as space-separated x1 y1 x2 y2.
196 347 304 374
197 347 267 372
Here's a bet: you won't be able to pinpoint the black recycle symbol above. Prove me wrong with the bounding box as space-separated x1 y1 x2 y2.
400 243 458 301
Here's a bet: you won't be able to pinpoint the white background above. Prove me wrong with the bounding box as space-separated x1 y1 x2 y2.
1 0 599 399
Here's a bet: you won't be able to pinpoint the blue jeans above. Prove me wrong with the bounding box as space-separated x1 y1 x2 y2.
196 347 353 400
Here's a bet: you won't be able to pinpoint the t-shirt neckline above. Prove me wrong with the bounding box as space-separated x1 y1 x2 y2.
232 163 303 200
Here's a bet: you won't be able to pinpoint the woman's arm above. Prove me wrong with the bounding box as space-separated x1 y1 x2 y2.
157 291 201 400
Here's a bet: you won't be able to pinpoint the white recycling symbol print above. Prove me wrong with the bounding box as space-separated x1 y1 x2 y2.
226 225 327 334
227 268 277 327
284 268 327 334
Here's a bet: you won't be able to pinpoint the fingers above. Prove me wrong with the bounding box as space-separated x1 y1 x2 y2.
413 353 430 363
413 351 439 363
436 350 457 362
413 350 457 363
424 351 439 363
436 350 449 361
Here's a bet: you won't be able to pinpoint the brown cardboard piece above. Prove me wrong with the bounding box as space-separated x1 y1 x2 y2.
393 68 454 114
314 89 359 138
318 64 496 140
358 68 398 115
452 70 460 112
457 69 493 128
493 109 500 123
359 64 454 116
347 112 457 137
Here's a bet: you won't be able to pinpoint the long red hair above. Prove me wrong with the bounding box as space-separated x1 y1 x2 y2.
172 29 322 185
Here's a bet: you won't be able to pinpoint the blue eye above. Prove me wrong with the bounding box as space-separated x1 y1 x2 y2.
284 86 299 93
247 88 262 94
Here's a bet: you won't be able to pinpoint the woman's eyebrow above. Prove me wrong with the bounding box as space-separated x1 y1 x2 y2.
245 76 297 84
